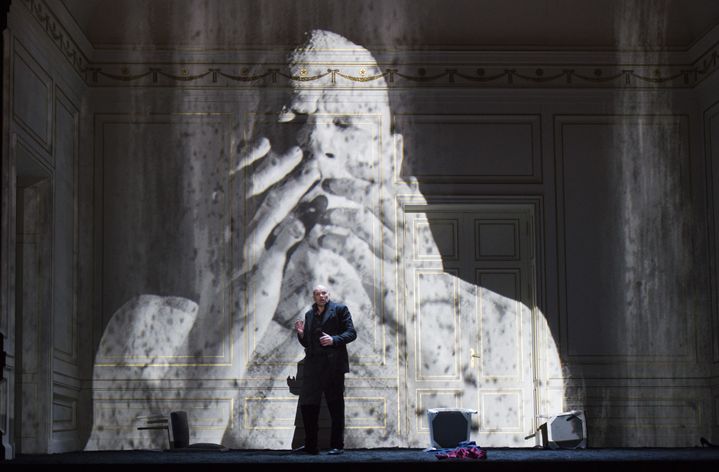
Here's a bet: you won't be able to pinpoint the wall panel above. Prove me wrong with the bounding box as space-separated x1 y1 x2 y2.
705 102 719 364
96 113 232 368
53 89 79 367
556 115 695 362
12 39 53 155
568 386 709 447
395 114 541 183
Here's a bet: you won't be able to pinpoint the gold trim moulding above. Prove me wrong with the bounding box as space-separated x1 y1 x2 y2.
22 0 719 88
80 62 719 89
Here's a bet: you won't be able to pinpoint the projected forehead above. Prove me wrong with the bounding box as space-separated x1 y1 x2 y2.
285 30 391 119
273 30 394 183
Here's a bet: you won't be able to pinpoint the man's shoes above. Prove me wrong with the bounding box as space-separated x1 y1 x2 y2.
292 445 319 455
327 448 344 455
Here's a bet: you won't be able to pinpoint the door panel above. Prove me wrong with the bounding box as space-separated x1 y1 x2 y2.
401 205 536 447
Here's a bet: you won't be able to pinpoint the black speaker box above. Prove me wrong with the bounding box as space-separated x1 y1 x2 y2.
427 408 477 449
168 411 227 451
169 411 190 449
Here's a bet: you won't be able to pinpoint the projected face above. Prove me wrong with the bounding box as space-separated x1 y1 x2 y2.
234 30 400 367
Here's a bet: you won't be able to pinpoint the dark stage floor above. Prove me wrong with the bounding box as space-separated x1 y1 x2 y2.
4 447 719 471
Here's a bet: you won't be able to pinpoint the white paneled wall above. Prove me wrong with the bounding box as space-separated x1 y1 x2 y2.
2 1 87 458
2 0 719 457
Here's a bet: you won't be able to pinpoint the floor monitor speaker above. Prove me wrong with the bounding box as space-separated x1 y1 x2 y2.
539 410 587 449
426 408 477 449
169 411 190 448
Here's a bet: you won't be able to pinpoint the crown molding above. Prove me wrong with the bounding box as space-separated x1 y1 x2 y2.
688 20 719 63
19 0 719 90
81 62 711 89
16 0 92 78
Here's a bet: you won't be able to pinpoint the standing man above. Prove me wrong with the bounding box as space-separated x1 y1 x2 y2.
294 284 357 455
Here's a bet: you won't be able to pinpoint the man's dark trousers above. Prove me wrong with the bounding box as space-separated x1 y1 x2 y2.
300 357 345 451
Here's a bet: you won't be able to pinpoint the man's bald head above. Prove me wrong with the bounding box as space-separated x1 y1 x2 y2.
313 284 329 294
313 284 330 307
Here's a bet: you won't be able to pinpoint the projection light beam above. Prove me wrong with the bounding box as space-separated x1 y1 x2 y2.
88 29 565 450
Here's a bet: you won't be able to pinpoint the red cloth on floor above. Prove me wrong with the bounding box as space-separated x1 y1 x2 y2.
435 445 487 460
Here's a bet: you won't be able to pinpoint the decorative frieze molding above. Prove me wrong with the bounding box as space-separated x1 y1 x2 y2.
82 59 719 88
20 0 89 77
21 0 719 89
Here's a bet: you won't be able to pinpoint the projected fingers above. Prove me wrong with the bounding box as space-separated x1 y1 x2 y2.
245 159 320 266
266 213 306 256
233 138 306 198
320 177 398 226
233 137 271 173
320 207 395 260
321 177 372 202
313 223 396 293
247 146 303 197
244 215 306 320
311 224 398 325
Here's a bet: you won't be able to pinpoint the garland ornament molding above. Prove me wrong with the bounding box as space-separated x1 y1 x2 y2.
84 58 718 89
21 0 719 89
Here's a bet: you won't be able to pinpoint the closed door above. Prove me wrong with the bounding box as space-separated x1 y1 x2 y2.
399 204 537 447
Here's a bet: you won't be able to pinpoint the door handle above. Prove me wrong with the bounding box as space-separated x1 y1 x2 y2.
470 348 480 368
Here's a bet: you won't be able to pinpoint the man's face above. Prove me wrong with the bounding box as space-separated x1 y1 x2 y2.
313 287 330 307
277 95 385 187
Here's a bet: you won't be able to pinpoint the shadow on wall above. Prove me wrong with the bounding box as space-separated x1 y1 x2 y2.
585 0 702 447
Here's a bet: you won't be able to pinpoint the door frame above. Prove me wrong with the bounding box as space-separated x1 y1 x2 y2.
395 195 545 447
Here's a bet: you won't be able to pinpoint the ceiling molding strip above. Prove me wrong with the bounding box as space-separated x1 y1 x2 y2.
20 0 89 78
21 0 719 90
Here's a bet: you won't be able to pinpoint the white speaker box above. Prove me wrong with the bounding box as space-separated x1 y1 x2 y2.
538 410 587 449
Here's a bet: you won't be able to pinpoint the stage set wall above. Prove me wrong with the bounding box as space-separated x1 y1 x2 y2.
1 0 719 457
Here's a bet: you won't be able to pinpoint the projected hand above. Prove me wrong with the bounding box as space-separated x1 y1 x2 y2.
283 112 406 338
232 137 320 335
